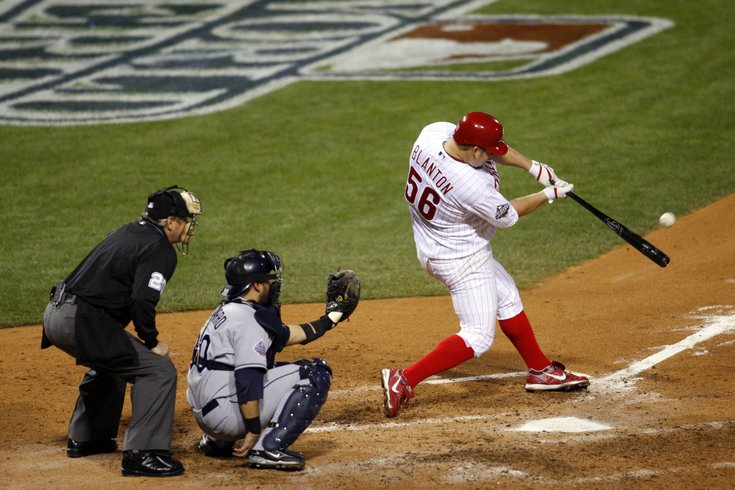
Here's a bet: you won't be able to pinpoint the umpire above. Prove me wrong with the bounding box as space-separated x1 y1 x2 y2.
41 185 202 477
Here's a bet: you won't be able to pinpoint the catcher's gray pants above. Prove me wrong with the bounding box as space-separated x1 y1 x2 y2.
43 301 177 451
192 363 305 448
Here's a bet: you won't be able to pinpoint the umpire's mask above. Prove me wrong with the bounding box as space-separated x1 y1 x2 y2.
143 185 202 255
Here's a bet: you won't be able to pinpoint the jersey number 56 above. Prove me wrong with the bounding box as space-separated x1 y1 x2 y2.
405 166 440 220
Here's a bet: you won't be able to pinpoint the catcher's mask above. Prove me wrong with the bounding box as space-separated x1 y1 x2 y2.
142 185 202 255
222 249 283 308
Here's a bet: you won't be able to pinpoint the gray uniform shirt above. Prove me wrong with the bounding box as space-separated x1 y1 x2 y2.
188 300 277 409
186 300 298 441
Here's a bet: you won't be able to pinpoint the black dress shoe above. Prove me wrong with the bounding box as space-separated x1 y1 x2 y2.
67 438 117 458
121 450 184 477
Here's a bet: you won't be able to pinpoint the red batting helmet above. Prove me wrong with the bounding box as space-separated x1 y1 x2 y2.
453 112 508 156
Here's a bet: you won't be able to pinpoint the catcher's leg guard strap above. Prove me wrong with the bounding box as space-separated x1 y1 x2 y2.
261 359 332 451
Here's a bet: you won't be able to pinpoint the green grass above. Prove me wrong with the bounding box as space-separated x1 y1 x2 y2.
1 0 734 326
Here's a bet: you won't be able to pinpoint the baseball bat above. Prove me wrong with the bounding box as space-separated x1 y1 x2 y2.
566 191 670 268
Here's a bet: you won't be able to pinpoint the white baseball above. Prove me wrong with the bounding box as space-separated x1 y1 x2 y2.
659 212 676 227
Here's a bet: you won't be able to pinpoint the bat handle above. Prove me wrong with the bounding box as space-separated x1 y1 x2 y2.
565 191 600 217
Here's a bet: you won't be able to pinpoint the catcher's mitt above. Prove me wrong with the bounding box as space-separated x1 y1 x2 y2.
325 270 361 321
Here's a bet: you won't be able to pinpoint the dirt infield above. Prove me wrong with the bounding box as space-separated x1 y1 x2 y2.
1 194 734 489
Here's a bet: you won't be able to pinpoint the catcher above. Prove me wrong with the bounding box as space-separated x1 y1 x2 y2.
186 249 359 471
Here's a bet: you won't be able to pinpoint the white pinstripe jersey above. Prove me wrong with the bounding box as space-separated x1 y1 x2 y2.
406 122 519 260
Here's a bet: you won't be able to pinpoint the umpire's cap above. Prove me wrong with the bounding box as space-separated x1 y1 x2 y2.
144 185 201 221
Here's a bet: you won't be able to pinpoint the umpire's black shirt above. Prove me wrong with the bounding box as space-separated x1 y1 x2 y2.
64 220 177 349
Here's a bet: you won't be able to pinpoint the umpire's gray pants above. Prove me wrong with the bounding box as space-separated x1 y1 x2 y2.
43 301 177 451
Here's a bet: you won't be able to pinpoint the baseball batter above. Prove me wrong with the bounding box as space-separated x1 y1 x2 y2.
187 250 359 470
382 112 589 417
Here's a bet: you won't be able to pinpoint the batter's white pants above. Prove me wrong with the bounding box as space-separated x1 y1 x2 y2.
419 247 523 357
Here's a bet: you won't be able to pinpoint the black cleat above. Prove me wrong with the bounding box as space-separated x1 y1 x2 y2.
67 438 117 458
198 434 234 458
121 450 184 477
248 449 305 471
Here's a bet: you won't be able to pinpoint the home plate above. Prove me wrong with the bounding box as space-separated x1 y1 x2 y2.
514 417 612 433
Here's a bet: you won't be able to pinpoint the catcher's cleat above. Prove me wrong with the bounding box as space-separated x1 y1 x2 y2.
67 438 117 458
198 434 234 458
525 361 590 392
247 449 305 471
381 368 414 418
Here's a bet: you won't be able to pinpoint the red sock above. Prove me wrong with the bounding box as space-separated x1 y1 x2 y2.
498 311 550 371
403 334 475 387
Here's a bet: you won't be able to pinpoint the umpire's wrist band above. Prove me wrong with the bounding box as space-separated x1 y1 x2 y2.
245 416 261 435
300 315 335 344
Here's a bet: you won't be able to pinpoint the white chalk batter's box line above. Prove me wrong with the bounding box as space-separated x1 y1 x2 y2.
328 370 526 398
308 311 735 434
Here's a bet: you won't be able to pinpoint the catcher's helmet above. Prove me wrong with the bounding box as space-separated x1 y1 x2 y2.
452 112 508 156
222 249 283 305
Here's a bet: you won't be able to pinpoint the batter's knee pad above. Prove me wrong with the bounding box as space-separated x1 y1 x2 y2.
261 358 332 451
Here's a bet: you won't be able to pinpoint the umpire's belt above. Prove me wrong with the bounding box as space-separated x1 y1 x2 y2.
202 399 220 417
49 282 78 306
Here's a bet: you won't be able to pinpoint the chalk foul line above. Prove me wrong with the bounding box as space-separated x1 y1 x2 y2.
597 311 735 391
309 311 735 433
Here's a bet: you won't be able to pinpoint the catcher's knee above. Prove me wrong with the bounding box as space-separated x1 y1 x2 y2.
261 359 331 451
295 357 332 391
